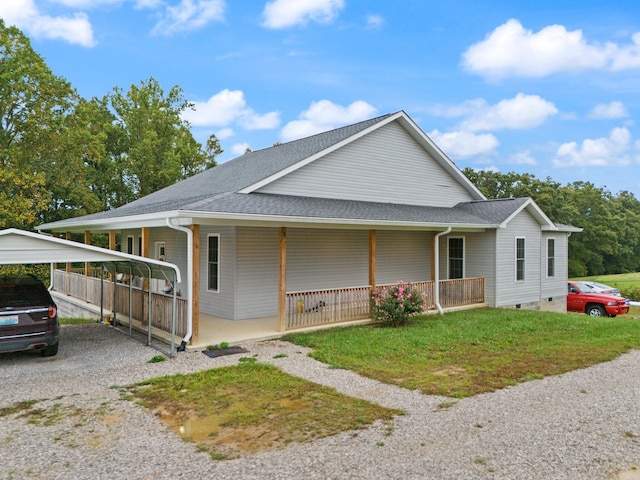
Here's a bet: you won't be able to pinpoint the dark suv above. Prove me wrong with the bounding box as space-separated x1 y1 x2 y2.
0 275 59 357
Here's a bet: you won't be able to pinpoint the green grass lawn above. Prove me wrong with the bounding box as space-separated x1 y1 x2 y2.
126 362 401 459
283 307 640 398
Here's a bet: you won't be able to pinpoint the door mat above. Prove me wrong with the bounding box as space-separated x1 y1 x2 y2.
202 346 249 358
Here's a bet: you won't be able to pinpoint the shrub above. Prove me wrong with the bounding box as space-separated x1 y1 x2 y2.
370 281 426 327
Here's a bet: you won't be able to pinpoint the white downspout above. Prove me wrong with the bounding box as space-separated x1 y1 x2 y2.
166 218 193 350
434 227 452 315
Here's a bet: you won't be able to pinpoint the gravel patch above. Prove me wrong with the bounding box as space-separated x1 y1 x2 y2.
1 323 640 480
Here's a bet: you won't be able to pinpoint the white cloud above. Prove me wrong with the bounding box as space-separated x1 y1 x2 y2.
49 0 123 7
262 0 345 29
430 93 558 132
458 94 558 132
428 130 499 159
553 127 633 167
216 128 234 139
508 150 537 166
365 13 384 30
280 100 377 142
151 0 225 36
462 19 619 79
231 143 251 156
239 111 281 130
610 32 640 71
0 0 95 46
588 101 629 120
183 89 280 131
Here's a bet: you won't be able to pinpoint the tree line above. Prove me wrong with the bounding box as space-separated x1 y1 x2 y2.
463 169 640 277
0 19 221 231
2 20 638 278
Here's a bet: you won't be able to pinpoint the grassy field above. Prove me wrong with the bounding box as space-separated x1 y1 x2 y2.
283 307 640 398
575 272 640 299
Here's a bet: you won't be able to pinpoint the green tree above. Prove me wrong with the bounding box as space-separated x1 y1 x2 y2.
204 133 222 169
0 19 76 228
463 168 640 277
106 77 208 203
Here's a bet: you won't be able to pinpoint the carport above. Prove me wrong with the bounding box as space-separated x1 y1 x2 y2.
0 228 184 356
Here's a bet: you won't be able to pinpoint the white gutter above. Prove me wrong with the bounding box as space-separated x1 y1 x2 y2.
166 218 193 350
433 227 452 314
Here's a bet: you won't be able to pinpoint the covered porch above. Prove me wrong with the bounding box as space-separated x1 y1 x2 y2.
51 267 486 350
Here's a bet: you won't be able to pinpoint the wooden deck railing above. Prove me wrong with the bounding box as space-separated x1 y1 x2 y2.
285 286 372 330
285 277 485 330
52 269 188 337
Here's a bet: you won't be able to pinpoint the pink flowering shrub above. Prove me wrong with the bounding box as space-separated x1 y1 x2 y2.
370 281 426 327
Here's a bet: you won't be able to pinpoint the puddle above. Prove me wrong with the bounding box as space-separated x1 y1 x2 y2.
174 413 224 443
610 466 640 480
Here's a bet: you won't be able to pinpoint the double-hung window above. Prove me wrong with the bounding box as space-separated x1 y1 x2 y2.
547 238 555 277
515 237 525 281
208 234 220 292
448 237 464 279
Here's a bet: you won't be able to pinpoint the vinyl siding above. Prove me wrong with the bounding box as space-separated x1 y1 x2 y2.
540 233 568 299
235 227 280 319
120 227 187 294
199 226 236 319
494 212 542 307
287 229 369 290
437 231 496 306
376 230 431 284
256 121 475 207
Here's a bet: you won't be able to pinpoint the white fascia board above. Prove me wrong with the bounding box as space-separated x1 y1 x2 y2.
174 210 496 231
238 112 405 194
38 211 184 233
498 198 556 229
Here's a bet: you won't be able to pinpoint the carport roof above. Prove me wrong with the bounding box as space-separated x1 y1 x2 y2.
0 229 181 282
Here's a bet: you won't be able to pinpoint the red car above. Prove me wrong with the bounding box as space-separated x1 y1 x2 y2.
567 281 629 317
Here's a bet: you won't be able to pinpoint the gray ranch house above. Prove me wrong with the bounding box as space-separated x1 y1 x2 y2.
39 111 578 348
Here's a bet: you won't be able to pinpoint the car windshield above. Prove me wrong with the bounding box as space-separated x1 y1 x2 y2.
574 281 598 293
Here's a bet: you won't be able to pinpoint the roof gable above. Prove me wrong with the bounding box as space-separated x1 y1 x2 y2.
456 197 556 229
240 111 486 203
252 118 481 207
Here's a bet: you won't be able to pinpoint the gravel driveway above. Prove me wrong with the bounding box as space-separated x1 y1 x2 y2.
1 323 640 480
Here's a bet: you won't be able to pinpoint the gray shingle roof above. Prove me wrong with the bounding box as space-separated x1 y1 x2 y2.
37 112 545 231
106 112 396 215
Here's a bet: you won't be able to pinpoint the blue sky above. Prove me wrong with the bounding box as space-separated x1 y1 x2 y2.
3 0 640 196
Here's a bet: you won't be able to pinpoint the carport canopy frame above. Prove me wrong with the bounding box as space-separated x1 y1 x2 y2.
0 228 182 355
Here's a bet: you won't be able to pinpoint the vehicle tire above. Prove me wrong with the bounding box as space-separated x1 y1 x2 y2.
586 304 606 317
40 342 58 357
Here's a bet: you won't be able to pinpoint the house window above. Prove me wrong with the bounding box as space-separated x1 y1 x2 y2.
155 242 166 261
547 238 555 277
448 237 464 279
126 236 134 255
137 237 142 257
208 234 220 292
516 237 525 281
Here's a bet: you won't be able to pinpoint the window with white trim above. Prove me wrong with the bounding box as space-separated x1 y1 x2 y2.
126 236 134 255
448 237 464 279
155 242 166 260
547 238 555 277
516 237 525 281
208 234 220 292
